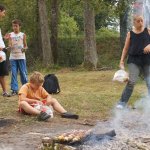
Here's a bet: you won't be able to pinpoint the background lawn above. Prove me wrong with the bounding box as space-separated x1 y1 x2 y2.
0 70 146 121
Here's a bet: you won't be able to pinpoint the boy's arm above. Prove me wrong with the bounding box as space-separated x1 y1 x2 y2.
19 94 43 104
19 85 43 104
23 34 28 49
8 34 12 47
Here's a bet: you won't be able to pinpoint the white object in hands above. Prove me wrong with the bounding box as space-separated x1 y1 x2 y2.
113 69 129 83
0 51 6 62
34 103 53 118
42 105 53 118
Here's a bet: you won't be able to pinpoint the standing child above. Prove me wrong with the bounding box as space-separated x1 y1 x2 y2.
9 19 28 96
116 15 150 109
0 5 10 97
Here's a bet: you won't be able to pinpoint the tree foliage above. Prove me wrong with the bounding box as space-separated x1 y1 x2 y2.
58 11 79 37
0 0 129 68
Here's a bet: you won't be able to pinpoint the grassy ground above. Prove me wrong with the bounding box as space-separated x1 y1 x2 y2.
0 69 147 121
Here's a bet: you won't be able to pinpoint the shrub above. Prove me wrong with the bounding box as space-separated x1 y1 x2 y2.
58 11 79 38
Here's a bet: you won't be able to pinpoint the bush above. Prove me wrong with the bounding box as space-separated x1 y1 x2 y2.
96 27 119 38
27 29 121 69
58 37 84 67
58 11 79 38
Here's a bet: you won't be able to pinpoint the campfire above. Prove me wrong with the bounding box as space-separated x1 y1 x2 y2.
41 129 116 150
40 98 150 150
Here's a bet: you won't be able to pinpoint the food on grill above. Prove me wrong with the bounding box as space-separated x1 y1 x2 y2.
42 129 116 149
54 130 91 144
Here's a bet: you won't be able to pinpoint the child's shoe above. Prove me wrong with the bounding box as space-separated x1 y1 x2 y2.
38 111 51 121
61 112 79 119
11 90 18 96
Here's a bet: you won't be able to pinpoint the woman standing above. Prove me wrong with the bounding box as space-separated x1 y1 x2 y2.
117 15 150 108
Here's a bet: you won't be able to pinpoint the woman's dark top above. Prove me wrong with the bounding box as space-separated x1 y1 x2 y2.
127 28 150 66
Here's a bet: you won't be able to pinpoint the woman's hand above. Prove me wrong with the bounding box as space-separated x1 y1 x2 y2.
0 47 3 51
119 61 125 70
0 56 2 61
144 44 150 54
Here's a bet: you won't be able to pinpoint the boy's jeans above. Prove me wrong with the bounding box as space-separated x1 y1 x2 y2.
119 63 150 106
10 59 28 91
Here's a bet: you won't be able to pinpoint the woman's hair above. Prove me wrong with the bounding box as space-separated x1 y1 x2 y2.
0 5 5 11
12 19 22 26
133 15 143 22
30 71 44 84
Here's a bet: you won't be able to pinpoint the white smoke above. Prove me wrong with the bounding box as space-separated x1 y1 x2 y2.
0 145 13 150
143 0 150 27
132 0 150 27
80 94 150 150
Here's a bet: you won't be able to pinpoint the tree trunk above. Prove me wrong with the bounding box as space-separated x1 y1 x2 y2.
120 7 130 49
83 0 98 70
38 0 53 65
50 0 59 64
36 0 42 59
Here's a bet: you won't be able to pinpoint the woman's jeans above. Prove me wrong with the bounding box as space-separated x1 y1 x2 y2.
119 63 150 106
10 59 28 91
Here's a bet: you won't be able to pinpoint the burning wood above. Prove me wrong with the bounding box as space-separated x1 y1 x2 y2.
41 129 116 150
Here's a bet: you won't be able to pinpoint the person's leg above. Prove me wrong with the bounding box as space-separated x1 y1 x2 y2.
0 76 6 92
143 65 150 96
118 63 140 107
18 59 28 85
46 96 66 113
19 101 40 115
46 96 79 119
10 60 18 92
19 101 51 121
0 61 10 96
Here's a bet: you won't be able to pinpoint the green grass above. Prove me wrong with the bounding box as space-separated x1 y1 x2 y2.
0 70 146 121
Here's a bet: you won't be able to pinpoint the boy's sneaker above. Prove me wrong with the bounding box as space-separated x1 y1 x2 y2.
38 111 51 121
61 112 79 119
11 91 18 96
2 92 11 97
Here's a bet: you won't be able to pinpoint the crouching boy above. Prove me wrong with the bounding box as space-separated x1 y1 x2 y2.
18 71 79 121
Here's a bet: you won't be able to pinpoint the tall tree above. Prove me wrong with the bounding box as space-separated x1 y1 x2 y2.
50 0 59 64
117 0 135 49
117 0 130 49
83 0 98 70
38 0 53 65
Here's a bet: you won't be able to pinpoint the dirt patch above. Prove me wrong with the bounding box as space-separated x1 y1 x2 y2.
0 118 17 128
0 117 94 150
